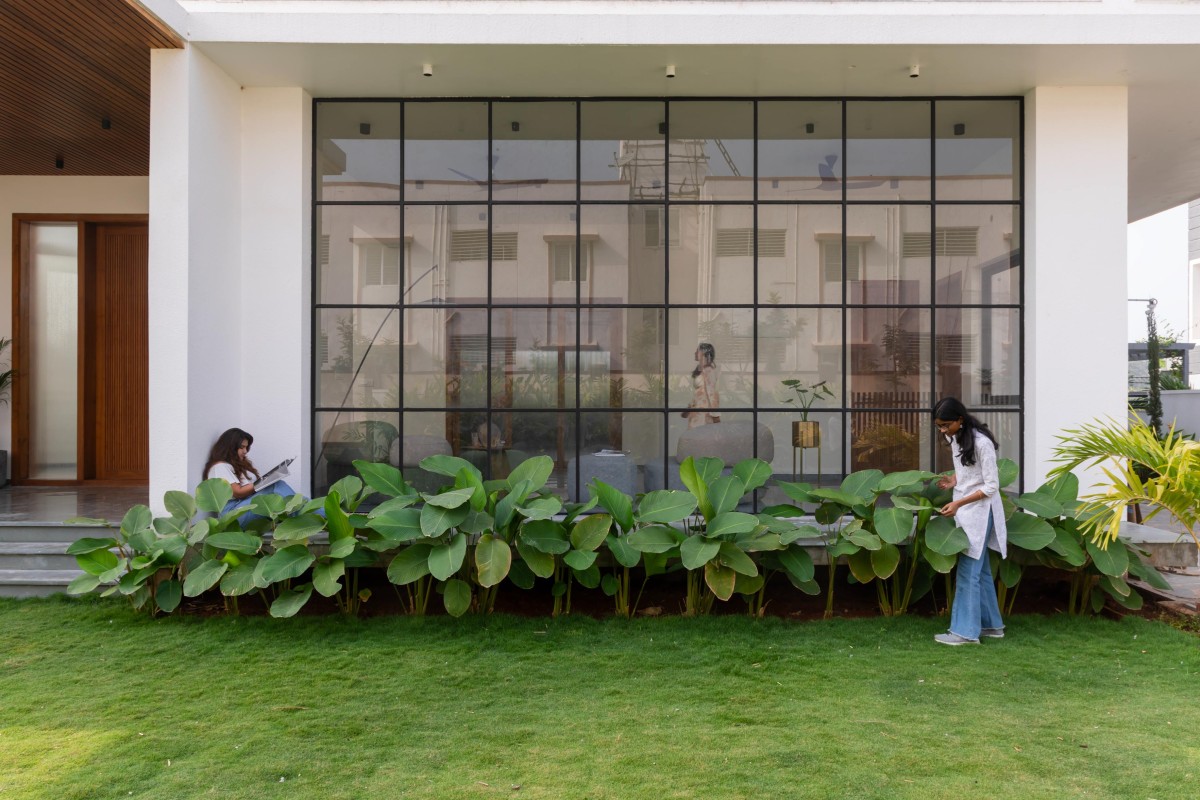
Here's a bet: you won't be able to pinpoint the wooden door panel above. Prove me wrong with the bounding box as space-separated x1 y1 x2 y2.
88 223 148 480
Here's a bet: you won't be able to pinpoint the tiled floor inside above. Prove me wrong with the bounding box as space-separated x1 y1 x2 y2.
0 485 148 524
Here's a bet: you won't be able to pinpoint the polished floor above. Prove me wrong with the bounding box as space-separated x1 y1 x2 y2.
0 485 148 524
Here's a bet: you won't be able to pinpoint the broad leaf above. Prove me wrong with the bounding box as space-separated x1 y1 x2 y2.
626 525 682 554
220 561 259 596
428 533 468 581
606 534 641 569
591 479 634 533
164 490 197 521
704 561 736 601
696 457 724 484
1037 471 1079 506
1015 492 1063 519
324 492 354 541
66 573 101 595
443 579 472 617
194 480 233 514
563 550 598 571
778 546 815 584
66 537 118 556
419 454 477 479
507 456 554 493
520 496 563 521
846 549 876 583
455 466 488 512
889 495 930 512
1086 537 1129 577
636 491 698 525
516 539 556 578
1045 525 1087 567
997 458 1020 489
312 559 346 597
678 457 713 521
570 514 612 552
925 516 969 556
155 580 182 613
274 513 326 543
152 516 188 537
270 583 313 618
680 536 720 570
183 559 228 597
368 508 423 542
807 488 866 509
1005 513 1056 551
206 530 264 555
353 459 410 498
475 534 512 588
717 542 758 577
870 543 901 580
708 476 747 516
495 480 532 530
779 523 824 546
1127 555 1172 591
387 543 433 585
76 548 119 576
573 563 602 589
846 529 882 551
422 487 476 510
260 545 316 583
519 520 571 554
735 572 765 596
922 544 957 574
706 511 760 538
420 502 469 538
732 459 772 493
998 558 1023 588
776 481 815 505
874 507 914 545
841 469 884 500
508 560 536 590
878 470 936 494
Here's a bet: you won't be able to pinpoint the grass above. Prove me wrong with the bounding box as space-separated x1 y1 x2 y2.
1 598 1198 800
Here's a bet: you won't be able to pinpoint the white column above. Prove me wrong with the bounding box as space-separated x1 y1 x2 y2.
240 88 313 495
148 45 243 510
1025 86 1129 489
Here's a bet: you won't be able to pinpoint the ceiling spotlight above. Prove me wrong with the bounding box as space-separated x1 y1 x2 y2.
511 121 520 132
665 64 676 79
359 122 371 136
953 123 966 136
422 63 434 77
55 156 64 170
909 64 920 78
805 123 815 134
101 118 111 130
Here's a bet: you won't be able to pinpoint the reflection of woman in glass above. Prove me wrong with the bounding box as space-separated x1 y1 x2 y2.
685 343 721 428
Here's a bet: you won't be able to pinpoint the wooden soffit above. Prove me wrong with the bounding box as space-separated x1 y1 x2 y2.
0 0 183 177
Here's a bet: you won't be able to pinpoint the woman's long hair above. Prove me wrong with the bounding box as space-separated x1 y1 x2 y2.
932 397 997 467
692 342 716 378
203 428 259 482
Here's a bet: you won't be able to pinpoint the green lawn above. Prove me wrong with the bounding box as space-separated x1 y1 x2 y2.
2 598 1198 800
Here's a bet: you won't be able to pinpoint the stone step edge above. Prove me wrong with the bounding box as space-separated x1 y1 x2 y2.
0 569 86 585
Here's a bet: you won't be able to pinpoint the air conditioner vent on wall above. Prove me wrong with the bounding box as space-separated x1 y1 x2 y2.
450 230 518 261
902 227 979 258
715 228 787 258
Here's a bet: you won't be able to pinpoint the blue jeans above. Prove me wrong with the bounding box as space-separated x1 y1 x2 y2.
948 511 1004 641
222 480 297 521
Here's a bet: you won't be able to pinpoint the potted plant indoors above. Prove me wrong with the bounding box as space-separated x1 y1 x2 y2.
780 378 834 449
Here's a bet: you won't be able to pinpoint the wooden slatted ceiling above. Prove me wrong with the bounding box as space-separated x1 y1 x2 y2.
0 1 182 176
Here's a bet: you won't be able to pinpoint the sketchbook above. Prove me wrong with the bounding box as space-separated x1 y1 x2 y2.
254 457 295 492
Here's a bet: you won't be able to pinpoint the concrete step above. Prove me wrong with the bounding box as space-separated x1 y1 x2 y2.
0 568 85 598
0 522 111 543
0 541 79 571
1118 521 1199 569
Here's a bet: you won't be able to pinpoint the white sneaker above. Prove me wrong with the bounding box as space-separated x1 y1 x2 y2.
980 627 1005 639
934 632 979 646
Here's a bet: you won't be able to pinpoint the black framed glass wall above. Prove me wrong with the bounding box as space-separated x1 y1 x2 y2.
312 97 1023 499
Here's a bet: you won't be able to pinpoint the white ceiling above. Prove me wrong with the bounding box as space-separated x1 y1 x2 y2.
191 40 1200 220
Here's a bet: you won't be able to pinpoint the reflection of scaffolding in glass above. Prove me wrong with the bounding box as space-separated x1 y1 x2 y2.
615 139 714 200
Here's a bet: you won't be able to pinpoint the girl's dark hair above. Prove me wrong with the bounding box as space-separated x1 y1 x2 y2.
203 428 259 482
932 396 997 467
692 342 716 378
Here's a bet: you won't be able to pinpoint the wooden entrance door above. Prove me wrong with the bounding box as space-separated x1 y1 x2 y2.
83 223 149 481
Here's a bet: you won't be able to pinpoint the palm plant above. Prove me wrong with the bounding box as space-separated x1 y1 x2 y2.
1048 415 1200 550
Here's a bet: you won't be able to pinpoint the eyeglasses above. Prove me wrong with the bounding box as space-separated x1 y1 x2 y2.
934 421 959 432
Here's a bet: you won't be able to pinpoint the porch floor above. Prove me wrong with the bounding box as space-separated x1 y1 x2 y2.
0 485 148 525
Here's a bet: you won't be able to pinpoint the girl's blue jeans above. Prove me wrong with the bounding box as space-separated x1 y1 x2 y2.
222 480 296 521
948 511 1004 641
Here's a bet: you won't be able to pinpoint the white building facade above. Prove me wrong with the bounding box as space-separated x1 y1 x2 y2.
15 0 1200 505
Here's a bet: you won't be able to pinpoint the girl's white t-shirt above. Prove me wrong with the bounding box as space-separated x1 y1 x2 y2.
209 461 254 487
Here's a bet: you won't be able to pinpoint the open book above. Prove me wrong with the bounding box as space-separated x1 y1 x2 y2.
254 457 294 492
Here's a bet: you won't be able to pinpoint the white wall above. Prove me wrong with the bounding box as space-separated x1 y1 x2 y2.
1127 204 1189 343
240 88 312 494
1025 86 1129 489
0 176 149 452
149 44 243 507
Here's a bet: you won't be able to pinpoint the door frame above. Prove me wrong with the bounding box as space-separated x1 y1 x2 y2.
12 213 149 486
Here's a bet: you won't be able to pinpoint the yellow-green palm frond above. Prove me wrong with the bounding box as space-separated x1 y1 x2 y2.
1049 414 1199 550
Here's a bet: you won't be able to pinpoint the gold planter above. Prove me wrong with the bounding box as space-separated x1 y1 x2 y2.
792 420 821 449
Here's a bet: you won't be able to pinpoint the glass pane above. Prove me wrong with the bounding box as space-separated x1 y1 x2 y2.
317 205 401 305
403 205 488 305
758 410 842 487
314 410 400 495
667 308 754 411
757 204 842 305
758 101 843 202
579 204 665 305
29 222 78 480
491 308 578 409
581 101 665 201
580 308 664 409
847 307 931 406
403 307 488 408
933 410 1019 480
668 101 753 200
935 308 1020 407
315 308 401 409
846 205 932 305
650 411 758 492
936 100 1020 202
850 410 930 475
492 102 576 202
491 205 577 304
757 308 843 409
572 412 663 501
489 411 576 490
316 102 400 201
671 205 753 306
846 101 931 201
400 411 456 492
934 205 1020 305
404 102 489 202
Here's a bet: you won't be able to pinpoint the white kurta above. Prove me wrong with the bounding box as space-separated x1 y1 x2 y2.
949 430 1008 560
208 461 254 487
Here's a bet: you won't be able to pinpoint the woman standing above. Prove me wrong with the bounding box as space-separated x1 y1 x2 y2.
684 343 721 429
931 397 1008 645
